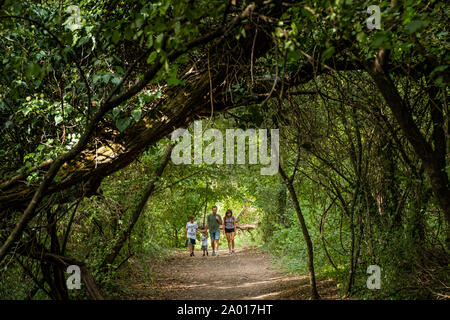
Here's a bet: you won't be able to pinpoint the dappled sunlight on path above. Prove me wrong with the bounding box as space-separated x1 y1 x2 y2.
124 246 339 300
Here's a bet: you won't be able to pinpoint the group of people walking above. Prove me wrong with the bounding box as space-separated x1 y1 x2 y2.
185 205 236 256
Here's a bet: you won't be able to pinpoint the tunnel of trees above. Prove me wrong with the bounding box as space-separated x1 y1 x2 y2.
0 0 449 300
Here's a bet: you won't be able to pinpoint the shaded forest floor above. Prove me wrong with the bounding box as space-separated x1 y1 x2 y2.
119 246 339 299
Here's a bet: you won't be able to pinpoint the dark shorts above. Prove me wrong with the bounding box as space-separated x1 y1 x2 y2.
189 238 196 245
225 228 235 233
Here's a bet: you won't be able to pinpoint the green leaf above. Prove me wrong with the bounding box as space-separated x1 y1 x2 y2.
55 114 63 125
26 63 41 78
92 74 102 84
356 32 367 43
147 51 157 64
134 17 144 28
116 117 131 132
112 107 120 118
155 33 164 47
5 120 13 129
370 32 389 48
111 75 121 85
112 30 121 44
321 47 335 61
405 20 429 34
164 59 169 73
67 23 82 32
167 77 184 86
102 73 113 83
131 109 142 122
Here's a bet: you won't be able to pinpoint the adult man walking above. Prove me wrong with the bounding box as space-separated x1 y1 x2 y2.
205 205 222 256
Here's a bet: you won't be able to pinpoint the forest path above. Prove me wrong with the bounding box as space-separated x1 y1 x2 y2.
123 246 338 299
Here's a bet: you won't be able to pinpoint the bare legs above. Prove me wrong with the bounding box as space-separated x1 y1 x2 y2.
214 239 219 251
211 239 219 253
226 232 235 253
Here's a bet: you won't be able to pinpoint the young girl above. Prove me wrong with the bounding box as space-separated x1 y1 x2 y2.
201 231 209 256
223 209 236 254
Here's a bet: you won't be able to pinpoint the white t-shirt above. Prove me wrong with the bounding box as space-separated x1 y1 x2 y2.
186 221 198 239
201 235 208 246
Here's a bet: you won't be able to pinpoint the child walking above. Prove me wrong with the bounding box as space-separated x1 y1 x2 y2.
201 231 209 256
185 216 198 257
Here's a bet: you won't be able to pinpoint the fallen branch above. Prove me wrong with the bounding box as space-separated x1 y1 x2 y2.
236 223 258 231
197 222 258 234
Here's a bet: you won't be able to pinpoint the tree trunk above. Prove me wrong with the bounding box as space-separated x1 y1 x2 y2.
279 166 320 300
101 144 174 269
367 53 450 248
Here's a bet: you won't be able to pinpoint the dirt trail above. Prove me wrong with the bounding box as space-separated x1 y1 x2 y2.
124 246 338 300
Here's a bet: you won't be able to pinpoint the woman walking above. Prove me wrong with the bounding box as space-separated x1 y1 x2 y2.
224 209 236 254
